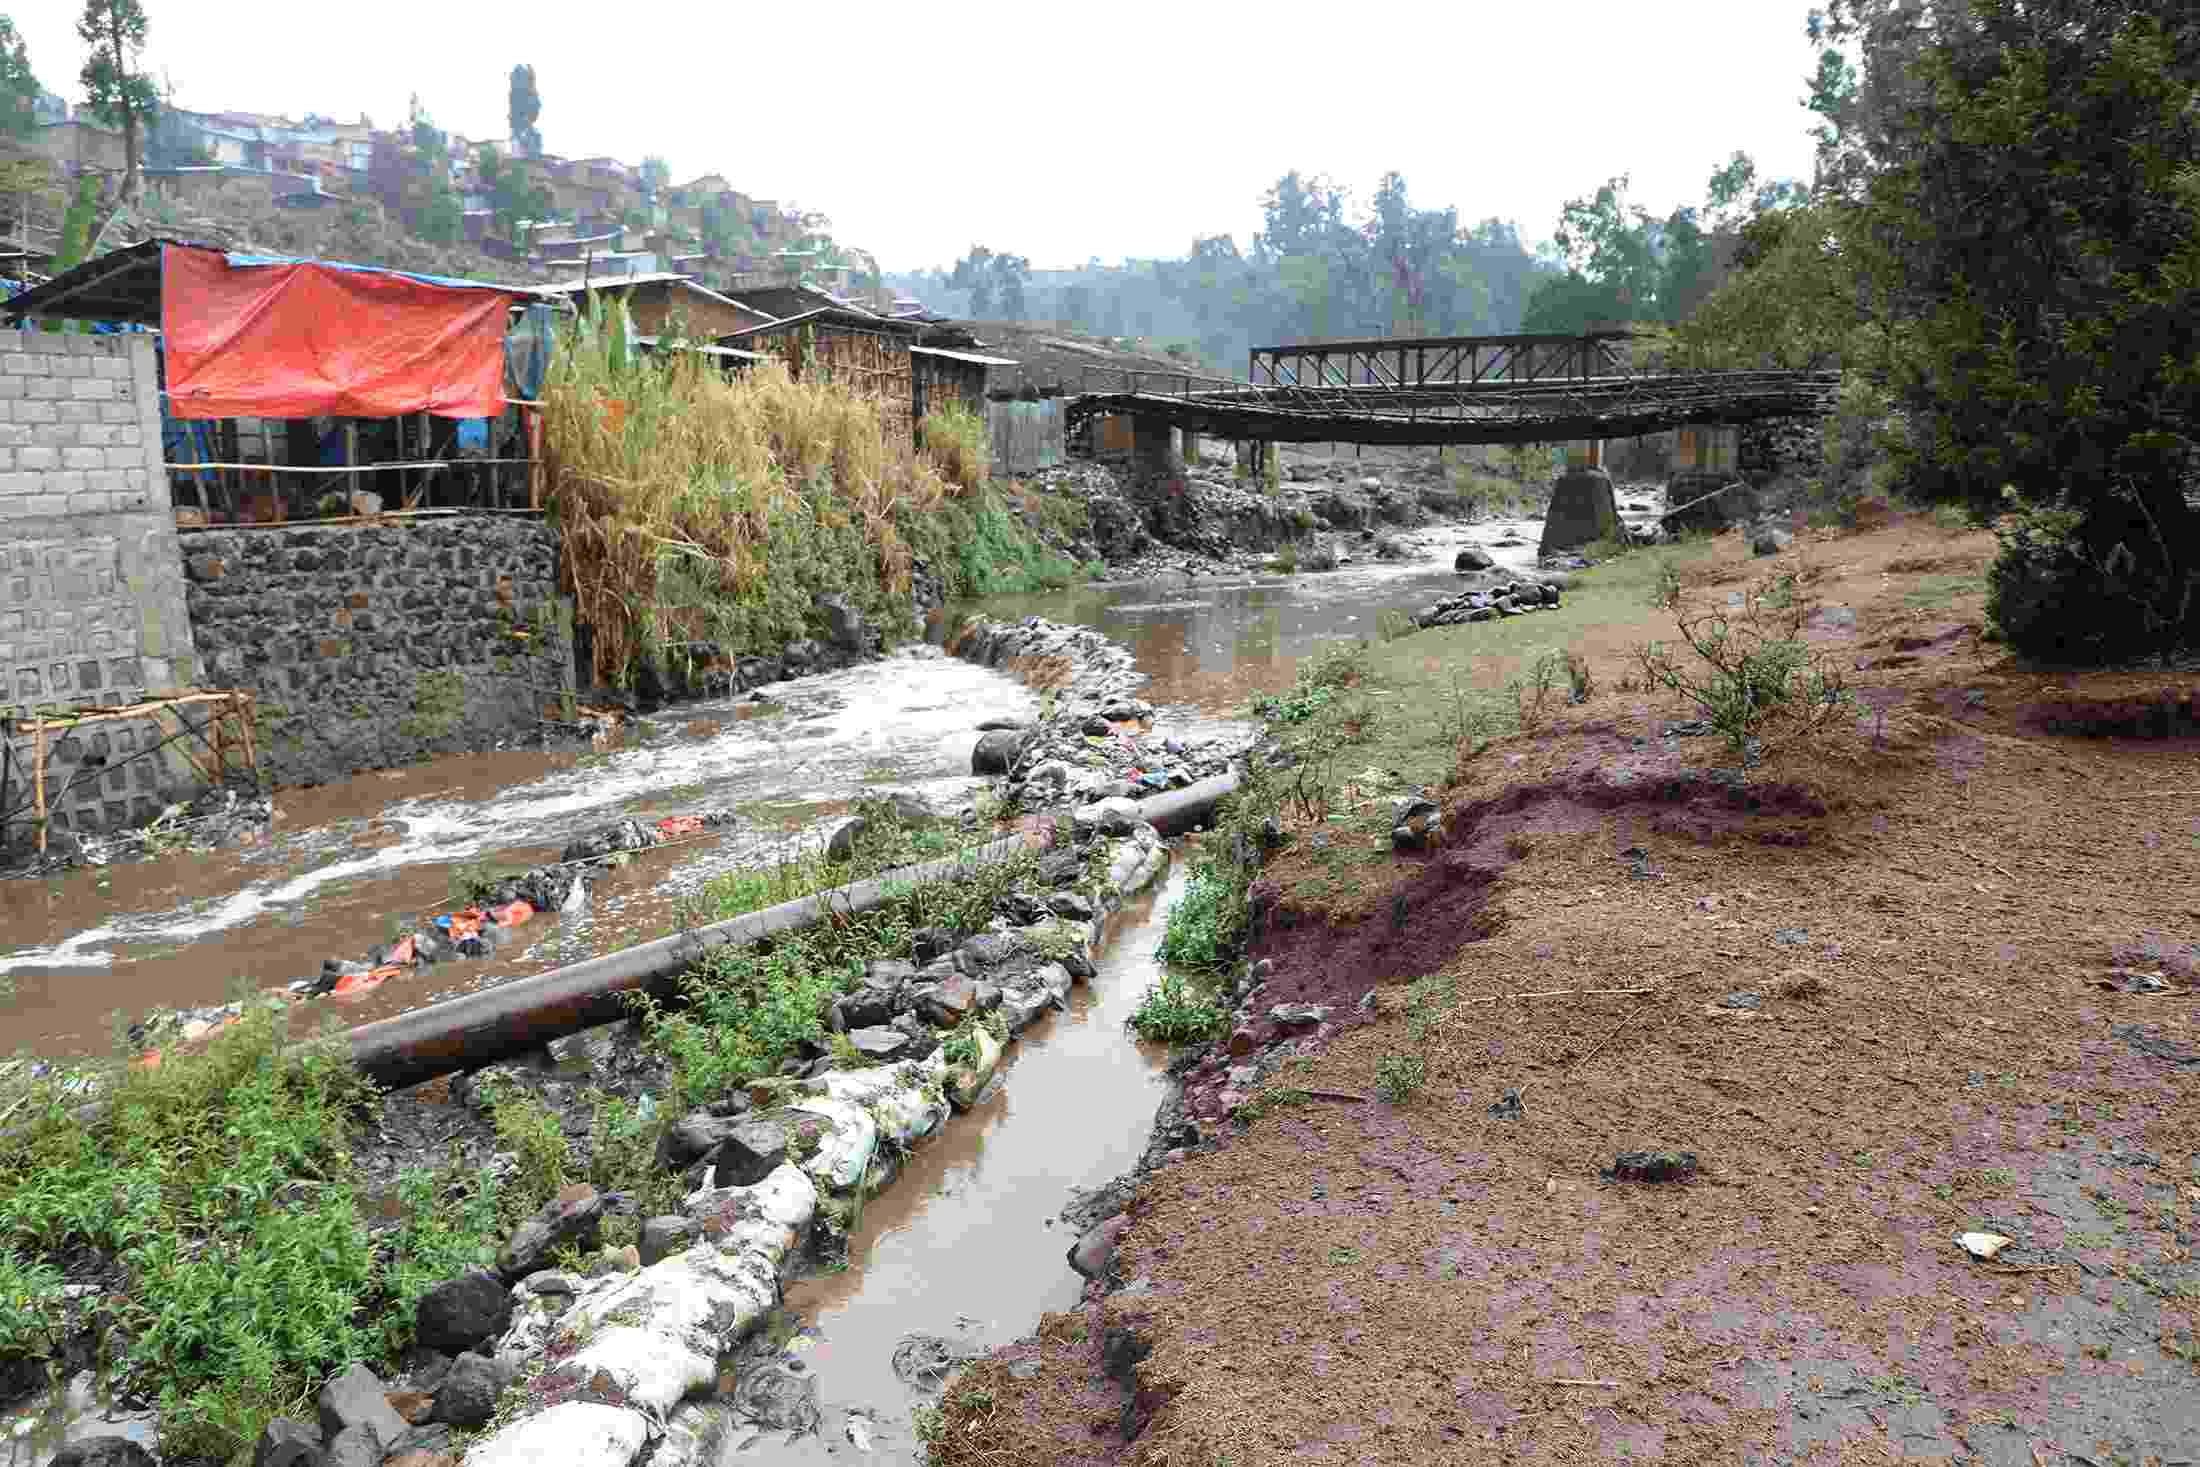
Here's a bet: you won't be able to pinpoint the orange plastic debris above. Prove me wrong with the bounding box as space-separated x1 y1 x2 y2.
444 910 485 941
493 900 534 928
330 966 402 1002
656 815 705 838
387 934 416 966
134 1049 162 1070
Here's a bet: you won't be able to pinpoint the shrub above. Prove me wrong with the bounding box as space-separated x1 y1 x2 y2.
1508 651 1566 731
1156 861 1239 969
1374 1052 1427 1104
1562 650 1594 704
919 403 991 494
1128 970 1230 1043
1986 488 2198 663
1269 542 1300 574
1300 541 1340 572
1377 608 1417 642
1634 566 1854 755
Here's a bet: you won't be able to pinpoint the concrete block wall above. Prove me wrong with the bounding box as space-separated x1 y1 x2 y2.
0 329 202 845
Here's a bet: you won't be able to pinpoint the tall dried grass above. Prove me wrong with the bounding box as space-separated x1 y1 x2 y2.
545 304 970 685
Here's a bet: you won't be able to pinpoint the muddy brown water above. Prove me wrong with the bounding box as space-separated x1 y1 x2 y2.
771 868 1181 1461
0 518 1546 1059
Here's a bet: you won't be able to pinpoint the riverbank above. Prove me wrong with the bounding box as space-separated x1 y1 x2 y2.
0 598 1256 1466
927 514 2200 1466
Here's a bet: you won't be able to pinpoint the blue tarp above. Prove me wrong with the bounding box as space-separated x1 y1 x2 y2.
222 252 539 296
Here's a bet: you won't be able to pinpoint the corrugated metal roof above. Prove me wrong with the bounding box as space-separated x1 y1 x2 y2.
538 272 775 319
636 335 764 362
912 345 1018 367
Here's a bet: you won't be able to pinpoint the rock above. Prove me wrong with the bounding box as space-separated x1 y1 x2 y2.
814 592 874 655
1227 1026 1258 1057
325 1427 380 1467
824 816 868 862
714 1115 792 1187
413 1271 514 1355
730 1361 821 1434
1068 1215 1131 1279
971 728 1028 775
655 1110 744 1171
973 981 1002 1011
461 1402 648 1467
1751 526 1794 556
638 1215 698 1266
496 1184 606 1281
254 1418 327 1467
1538 468 1621 556
318 1362 408 1450
1661 477 1758 537
387 1390 436 1425
1603 1150 1699 1184
1048 891 1096 920
1719 991 1764 1011
384 1453 456 1467
836 985 896 1028
1074 796 1142 837
848 1025 911 1060
1454 545 1495 572
1373 536 1409 561
915 975 978 1026
431 1351 515 1428
50 1442 159 1467
1269 1003 1333 1027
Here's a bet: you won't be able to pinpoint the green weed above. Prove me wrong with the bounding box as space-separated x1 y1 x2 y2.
1156 862 1240 970
1128 971 1231 1044
1374 1052 1428 1104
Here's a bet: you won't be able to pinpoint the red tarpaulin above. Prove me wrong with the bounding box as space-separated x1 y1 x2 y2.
161 243 519 420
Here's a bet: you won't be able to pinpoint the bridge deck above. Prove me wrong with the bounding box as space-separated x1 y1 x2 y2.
1067 369 1840 447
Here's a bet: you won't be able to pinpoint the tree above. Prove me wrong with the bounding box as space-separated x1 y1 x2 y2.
477 143 550 246
407 93 446 158
507 63 541 158
950 245 997 317
1825 0 2200 658
77 0 158 204
0 16 40 141
639 155 669 198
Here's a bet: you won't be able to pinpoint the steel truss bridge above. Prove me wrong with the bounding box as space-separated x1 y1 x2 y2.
1064 331 1838 448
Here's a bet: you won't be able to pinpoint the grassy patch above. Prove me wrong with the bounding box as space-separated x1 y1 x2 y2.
1128 970 1231 1044
1902 573 1987 610
1156 861 1240 970
0 1008 387 1458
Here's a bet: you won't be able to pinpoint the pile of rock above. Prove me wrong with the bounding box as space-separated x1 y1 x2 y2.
952 614 1244 809
1411 577 1564 629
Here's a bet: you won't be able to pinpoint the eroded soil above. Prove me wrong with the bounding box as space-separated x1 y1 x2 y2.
933 518 2200 1466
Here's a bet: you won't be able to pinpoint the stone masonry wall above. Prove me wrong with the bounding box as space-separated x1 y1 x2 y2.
0 329 200 844
183 516 575 787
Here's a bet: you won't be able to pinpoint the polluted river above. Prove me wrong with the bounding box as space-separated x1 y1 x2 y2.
0 515 1545 1463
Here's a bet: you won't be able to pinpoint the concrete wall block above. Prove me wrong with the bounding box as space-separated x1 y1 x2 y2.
49 356 90 379
28 420 76 449
1 353 50 376
91 357 129 381
0 377 22 399
62 447 104 472
15 447 55 473
0 424 29 448
70 379 117 402
56 402 98 426
0 470 34 496
27 378 65 401
12 401 56 424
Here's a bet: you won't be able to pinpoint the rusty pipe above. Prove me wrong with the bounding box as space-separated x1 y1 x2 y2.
345 776 1242 1090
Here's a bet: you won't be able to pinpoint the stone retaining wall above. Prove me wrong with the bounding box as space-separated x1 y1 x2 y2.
182 516 575 786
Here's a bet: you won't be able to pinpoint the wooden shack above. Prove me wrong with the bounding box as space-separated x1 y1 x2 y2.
540 272 776 339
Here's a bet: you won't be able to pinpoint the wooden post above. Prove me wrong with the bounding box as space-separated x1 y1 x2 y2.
240 692 258 786
31 718 46 858
528 408 544 511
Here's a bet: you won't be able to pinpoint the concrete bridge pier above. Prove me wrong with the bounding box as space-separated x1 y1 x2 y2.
1132 414 1179 479
1180 429 1202 465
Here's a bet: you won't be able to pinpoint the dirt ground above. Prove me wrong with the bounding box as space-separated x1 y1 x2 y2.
930 517 2200 1466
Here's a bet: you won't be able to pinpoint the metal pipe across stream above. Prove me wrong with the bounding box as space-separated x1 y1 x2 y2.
342 772 1240 1092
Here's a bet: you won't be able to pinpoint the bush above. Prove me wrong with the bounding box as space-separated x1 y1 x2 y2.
1128 970 1230 1043
1374 1052 1427 1104
1156 861 1239 969
1986 489 2198 663
1634 565 1854 755
1377 608 1417 642
1269 542 1300 574
919 404 992 494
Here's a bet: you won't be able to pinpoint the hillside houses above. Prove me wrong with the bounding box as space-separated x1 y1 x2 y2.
0 97 884 307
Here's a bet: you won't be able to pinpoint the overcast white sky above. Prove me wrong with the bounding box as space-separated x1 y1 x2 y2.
19 1 1823 272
